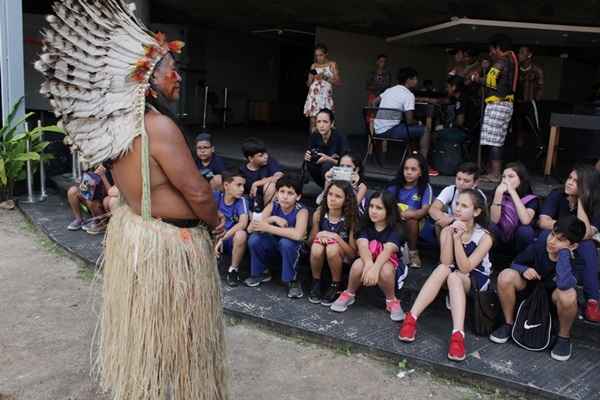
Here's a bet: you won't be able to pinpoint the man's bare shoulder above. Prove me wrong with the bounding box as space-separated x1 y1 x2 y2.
144 110 182 142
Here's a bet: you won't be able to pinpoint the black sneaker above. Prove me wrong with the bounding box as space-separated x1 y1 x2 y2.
308 280 321 304
489 323 512 344
321 282 341 306
287 280 304 299
226 269 240 287
244 271 271 287
551 336 572 361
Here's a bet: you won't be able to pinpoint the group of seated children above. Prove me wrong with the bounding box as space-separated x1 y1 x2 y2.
205 130 600 365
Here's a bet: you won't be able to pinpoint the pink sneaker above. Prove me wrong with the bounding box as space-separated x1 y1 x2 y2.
330 291 355 313
386 298 405 321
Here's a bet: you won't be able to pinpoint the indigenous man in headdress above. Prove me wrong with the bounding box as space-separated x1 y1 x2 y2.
35 1 228 399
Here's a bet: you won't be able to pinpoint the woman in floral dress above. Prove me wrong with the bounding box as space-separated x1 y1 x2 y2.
304 43 341 133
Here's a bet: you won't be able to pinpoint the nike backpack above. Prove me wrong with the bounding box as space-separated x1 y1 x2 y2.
511 282 553 351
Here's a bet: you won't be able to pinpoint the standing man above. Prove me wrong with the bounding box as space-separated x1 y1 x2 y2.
367 54 393 104
480 34 519 182
36 2 228 399
515 46 544 157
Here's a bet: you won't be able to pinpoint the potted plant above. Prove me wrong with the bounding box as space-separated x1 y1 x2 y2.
0 97 63 204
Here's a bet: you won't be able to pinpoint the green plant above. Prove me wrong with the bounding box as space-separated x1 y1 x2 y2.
0 97 63 201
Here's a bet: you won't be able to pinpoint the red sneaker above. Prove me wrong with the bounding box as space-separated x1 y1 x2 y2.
585 299 600 322
398 312 417 342
448 331 466 361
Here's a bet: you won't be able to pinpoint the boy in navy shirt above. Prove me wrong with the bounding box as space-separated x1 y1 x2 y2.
245 175 309 298
490 216 586 361
239 137 284 209
196 133 226 191
538 167 600 322
214 170 250 286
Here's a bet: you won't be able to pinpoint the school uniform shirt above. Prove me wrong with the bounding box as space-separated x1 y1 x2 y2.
452 224 492 290
308 130 349 158
358 225 403 252
540 189 600 230
511 230 577 290
239 157 283 194
213 191 249 231
271 200 304 229
387 183 433 210
196 154 225 177
319 214 350 242
435 184 487 215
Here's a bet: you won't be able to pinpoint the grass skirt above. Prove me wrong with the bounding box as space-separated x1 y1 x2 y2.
95 206 228 400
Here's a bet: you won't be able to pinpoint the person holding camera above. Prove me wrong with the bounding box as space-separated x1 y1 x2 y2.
195 133 226 191
304 108 349 187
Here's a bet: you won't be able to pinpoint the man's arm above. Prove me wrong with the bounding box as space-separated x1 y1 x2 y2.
147 113 219 228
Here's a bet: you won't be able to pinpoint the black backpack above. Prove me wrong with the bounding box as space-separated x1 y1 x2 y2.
511 282 553 351
467 276 500 336
431 140 463 176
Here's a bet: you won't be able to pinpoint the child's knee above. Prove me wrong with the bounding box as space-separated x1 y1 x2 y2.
325 243 341 258
379 263 395 280
248 233 262 248
67 186 80 198
497 269 519 288
279 238 299 252
311 243 325 257
233 230 247 244
351 258 364 272
446 272 463 288
555 289 577 308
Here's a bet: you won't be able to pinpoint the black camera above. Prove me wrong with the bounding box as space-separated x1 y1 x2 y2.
310 69 318 75
200 168 214 181
309 148 320 162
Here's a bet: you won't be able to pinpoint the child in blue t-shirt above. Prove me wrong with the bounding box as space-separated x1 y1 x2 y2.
330 191 407 322
214 170 250 287
239 137 284 209
245 175 309 299
386 153 432 268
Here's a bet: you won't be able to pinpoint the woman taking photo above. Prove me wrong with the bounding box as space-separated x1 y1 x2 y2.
304 43 341 133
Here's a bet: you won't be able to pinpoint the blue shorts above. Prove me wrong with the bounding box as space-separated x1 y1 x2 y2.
380 123 425 141
449 265 490 291
395 262 409 290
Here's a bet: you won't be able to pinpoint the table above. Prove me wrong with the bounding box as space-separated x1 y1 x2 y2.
544 113 600 178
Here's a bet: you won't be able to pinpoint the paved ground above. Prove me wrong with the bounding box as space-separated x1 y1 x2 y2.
0 208 527 400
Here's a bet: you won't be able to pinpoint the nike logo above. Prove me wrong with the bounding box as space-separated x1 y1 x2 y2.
524 320 542 330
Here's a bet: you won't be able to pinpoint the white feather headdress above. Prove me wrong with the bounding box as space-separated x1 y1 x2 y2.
35 0 184 167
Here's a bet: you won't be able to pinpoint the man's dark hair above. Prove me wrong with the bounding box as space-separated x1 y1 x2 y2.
397 67 418 85
377 53 387 60
222 169 245 184
195 132 212 144
275 174 302 196
457 162 481 180
554 216 586 244
242 137 267 159
316 108 335 122
489 34 513 52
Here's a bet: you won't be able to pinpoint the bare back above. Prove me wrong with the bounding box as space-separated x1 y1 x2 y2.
111 110 218 226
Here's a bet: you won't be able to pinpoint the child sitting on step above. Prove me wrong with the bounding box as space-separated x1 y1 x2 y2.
399 189 493 362
308 180 359 306
386 153 432 268
330 191 407 321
